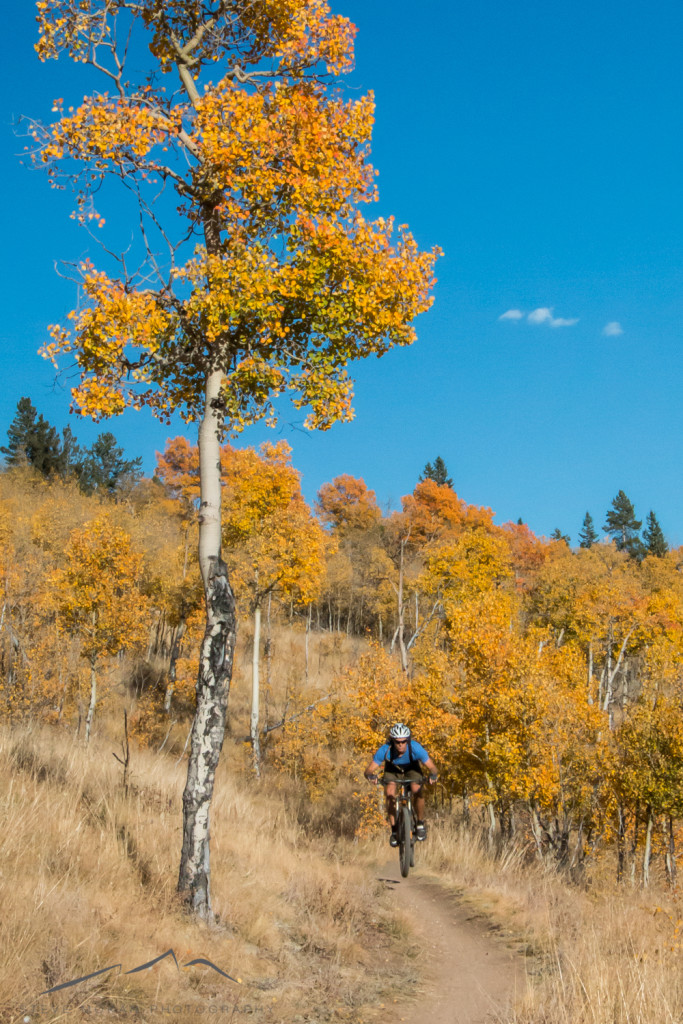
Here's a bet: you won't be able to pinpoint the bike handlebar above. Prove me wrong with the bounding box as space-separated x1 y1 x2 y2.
364 773 438 786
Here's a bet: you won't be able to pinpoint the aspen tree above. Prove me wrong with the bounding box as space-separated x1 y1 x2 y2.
52 515 147 742
34 0 439 916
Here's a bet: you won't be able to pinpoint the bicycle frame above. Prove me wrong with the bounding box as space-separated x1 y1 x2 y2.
392 778 417 877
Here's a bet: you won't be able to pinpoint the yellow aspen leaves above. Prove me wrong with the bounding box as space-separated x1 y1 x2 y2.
34 1 440 435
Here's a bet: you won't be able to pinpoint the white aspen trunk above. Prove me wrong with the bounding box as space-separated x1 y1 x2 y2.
178 368 237 920
598 663 605 707
486 791 497 844
642 806 654 887
630 803 640 885
602 631 632 729
587 642 593 704
483 724 498 847
602 631 613 712
85 658 97 745
265 592 273 689
251 600 262 776
390 625 399 653
164 621 186 714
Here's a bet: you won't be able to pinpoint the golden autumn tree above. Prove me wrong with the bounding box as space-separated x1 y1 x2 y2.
33 0 440 915
316 474 382 535
315 475 393 636
221 441 325 773
377 481 496 671
612 692 683 886
51 515 148 742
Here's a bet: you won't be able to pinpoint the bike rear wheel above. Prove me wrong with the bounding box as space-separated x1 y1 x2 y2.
399 805 412 877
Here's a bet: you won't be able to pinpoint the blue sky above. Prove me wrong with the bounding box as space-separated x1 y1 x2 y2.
3 1 683 544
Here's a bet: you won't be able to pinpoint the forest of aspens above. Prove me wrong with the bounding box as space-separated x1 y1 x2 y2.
2 426 683 890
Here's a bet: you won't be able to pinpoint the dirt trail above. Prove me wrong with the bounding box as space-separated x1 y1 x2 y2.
376 857 526 1024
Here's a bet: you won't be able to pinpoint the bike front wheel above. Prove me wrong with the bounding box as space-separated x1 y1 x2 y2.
399 805 412 877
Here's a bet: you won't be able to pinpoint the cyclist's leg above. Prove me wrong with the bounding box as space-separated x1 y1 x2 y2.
411 778 428 837
384 780 398 826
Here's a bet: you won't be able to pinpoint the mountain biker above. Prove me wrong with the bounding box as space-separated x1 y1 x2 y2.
364 723 438 846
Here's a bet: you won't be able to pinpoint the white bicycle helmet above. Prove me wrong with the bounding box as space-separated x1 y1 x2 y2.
389 723 411 740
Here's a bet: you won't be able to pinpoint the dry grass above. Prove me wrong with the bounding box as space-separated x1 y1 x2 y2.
0 722 407 1024
9 618 682 1024
419 819 683 1024
122 621 368 761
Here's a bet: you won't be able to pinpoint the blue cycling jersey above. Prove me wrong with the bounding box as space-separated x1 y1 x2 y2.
374 740 430 767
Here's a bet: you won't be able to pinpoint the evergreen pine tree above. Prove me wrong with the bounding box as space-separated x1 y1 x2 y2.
603 490 644 558
579 511 598 548
80 432 143 495
550 527 570 545
419 455 453 488
643 510 668 557
1 397 63 476
2 397 39 466
56 425 85 479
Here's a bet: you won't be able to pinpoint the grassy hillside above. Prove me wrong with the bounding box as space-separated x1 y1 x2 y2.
3 463 683 1024
0 721 415 1024
5 663 683 1024
419 824 683 1024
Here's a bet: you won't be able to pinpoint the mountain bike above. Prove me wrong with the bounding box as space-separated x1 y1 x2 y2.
365 772 422 877
395 777 417 877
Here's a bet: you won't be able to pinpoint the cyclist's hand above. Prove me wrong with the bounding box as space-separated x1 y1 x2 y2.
365 772 378 784
428 774 438 785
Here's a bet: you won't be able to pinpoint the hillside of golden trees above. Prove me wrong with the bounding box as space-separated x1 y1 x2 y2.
2 435 682 891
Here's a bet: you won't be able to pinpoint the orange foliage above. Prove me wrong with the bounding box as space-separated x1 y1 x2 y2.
316 475 381 534
36 1 440 432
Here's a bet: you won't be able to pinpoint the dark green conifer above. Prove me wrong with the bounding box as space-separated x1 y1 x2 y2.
1 397 36 466
579 511 598 549
419 455 453 488
57 425 84 479
550 527 570 545
80 432 143 495
1 397 62 476
603 490 644 558
643 511 668 557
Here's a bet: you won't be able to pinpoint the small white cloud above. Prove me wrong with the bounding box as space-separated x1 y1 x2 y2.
603 321 623 337
528 307 554 325
498 309 524 320
528 307 578 328
550 317 579 328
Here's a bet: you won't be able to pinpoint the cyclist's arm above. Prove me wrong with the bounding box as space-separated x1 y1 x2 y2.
364 759 381 780
422 756 438 782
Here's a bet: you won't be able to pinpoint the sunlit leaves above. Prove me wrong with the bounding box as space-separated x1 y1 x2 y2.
51 513 148 663
37 0 357 78
35 0 440 435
